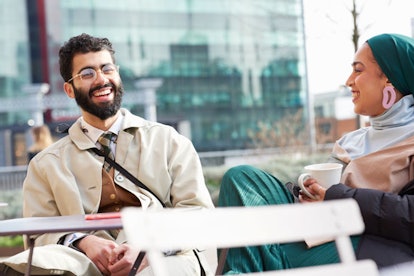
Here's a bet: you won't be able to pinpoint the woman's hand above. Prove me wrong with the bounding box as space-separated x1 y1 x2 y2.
298 177 326 203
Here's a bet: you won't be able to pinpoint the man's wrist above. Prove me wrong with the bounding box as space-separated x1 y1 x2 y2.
63 233 88 252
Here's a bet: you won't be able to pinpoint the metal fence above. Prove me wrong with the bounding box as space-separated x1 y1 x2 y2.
0 166 27 191
0 145 333 191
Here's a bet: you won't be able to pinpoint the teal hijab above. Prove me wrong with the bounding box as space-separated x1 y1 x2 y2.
367 33 414 96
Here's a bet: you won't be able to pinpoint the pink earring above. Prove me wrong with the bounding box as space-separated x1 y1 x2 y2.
382 86 396 109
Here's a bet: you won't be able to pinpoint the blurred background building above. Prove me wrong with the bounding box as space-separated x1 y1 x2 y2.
0 0 309 166
313 87 356 145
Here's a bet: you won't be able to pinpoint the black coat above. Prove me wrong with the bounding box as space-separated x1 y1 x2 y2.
326 181 414 268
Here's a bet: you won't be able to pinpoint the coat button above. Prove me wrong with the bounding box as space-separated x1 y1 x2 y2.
115 175 124 182
109 193 116 200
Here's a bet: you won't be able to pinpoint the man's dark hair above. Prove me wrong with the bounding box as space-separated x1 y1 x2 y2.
59 33 116 82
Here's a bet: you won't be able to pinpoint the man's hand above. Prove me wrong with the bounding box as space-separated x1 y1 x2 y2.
76 235 118 275
108 244 146 276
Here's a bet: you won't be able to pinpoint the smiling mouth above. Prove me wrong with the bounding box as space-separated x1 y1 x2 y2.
93 89 112 97
90 83 114 98
352 91 359 102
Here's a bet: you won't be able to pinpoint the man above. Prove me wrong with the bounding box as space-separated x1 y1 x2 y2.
6 33 215 275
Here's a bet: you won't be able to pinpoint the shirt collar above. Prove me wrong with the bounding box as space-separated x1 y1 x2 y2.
80 113 124 144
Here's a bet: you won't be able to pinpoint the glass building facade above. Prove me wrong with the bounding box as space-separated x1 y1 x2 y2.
0 0 31 124
1 0 308 163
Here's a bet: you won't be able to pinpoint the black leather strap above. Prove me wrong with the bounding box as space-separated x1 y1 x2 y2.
91 147 167 276
91 147 166 207
128 251 146 276
55 124 168 275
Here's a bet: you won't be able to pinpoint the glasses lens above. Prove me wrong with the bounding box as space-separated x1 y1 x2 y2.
79 68 96 80
102 64 117 75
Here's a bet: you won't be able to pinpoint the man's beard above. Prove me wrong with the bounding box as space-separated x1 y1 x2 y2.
73 81 123 120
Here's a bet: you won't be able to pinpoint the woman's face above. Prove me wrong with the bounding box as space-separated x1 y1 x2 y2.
345 43 389 117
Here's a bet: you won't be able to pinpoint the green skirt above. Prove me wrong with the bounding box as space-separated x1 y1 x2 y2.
217 165 360 274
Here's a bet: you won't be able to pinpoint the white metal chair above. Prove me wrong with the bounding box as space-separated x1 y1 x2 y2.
121 199 378 276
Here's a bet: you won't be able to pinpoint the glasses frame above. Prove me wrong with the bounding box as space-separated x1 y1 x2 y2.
67 64 120 83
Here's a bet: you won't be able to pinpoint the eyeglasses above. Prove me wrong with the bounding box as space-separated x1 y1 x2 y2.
67 64 119 83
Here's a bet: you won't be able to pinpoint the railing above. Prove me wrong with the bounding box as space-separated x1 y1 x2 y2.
0 166 27 191
198 144 333 167
0 145 333 191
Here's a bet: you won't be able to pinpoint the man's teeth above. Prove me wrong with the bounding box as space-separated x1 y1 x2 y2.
95 90 110 96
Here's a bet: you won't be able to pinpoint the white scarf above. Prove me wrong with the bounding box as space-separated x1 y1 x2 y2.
332 95 414 162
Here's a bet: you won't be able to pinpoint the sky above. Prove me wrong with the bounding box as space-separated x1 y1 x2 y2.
303 0 414 94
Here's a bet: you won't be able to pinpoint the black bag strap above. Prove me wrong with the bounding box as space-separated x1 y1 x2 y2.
128 251 146 276
90 147 166 208
91 147 166 275
56 123 166 207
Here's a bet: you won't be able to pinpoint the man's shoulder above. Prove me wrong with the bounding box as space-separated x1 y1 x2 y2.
44 135 74 152
122 108 176 132
29 135 73 163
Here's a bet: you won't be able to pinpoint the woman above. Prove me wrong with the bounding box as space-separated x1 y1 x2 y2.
218 33 414 273
27 125 54 161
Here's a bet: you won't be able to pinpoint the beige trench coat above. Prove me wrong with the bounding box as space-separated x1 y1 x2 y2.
4 108 215 275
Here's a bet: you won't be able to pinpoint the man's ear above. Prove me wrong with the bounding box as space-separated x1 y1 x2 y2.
63 82 75 98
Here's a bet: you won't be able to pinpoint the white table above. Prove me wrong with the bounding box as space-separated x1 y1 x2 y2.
0 213 122 276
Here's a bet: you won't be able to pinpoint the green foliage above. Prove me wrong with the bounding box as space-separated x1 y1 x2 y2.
203 149 330 205
0 149 330 216
0 190 23 220
247 110 309 149
0 235 23 247
258 152 328 184
0 190 24 249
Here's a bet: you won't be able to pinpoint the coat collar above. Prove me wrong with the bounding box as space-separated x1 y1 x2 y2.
68 108 148 151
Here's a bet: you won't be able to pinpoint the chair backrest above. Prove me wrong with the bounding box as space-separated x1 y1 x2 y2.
121 199 378 276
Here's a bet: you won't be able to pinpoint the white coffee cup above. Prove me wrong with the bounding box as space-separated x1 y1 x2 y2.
297 163 343 199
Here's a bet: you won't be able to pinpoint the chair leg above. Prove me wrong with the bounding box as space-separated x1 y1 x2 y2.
146 250 170 276
335 236 356 263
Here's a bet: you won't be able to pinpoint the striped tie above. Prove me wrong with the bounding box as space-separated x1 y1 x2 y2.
98 133 115 171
